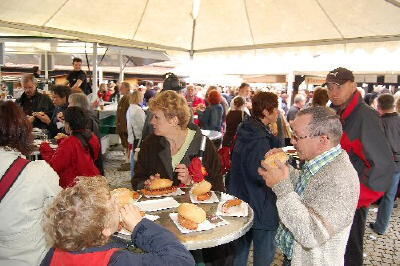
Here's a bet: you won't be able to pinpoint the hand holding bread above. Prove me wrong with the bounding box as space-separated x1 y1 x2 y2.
120 204 143 232
258 149 290 187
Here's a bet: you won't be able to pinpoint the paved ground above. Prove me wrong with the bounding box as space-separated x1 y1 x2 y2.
104 146 400 266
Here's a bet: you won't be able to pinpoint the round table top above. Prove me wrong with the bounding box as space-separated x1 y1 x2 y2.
116 189 254 250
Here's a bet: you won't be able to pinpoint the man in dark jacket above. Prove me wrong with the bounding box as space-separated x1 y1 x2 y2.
229 92 281 266
34 85 71 138
17 74 54 129
370 94 400 235
325 67 395 266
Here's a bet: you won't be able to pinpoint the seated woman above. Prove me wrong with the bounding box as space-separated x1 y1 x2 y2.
68 93 100 138
41 176 195 266
0 101 61 266
132 90 224 191
197 89 224 132
40 106 101 188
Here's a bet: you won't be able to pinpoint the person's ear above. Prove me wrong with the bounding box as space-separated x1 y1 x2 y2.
102 227 113 238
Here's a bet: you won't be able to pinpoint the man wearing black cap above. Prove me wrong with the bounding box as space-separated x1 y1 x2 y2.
325 67 395 266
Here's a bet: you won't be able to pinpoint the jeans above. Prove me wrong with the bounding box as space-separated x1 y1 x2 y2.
372 170 400 234
344 207 368 266
233 228 276 266
130 149 135 177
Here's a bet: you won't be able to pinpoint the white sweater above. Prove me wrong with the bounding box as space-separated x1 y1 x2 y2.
126 104 146 144
0 148 61 266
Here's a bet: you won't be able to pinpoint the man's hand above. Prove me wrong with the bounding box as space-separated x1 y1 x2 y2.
120 204 143 232
34 113 51 125
175 164 192 185
258 159 289 188
56 112 64 122
144 173 160 187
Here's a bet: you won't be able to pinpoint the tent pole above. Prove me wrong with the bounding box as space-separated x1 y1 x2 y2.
44 51 49 91
119 50 124 82
190 19 196 59
92 42 98 94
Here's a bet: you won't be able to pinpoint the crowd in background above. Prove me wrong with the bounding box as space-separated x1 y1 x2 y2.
1 63 400 266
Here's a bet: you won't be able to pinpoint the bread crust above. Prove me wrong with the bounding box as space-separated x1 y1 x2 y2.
223 199 242 209
178 203 206 224
192 180 212 196
263 151 289 168
148 178 174 190
111 188 138 206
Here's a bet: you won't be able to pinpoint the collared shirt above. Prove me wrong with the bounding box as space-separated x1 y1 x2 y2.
275 144 343 259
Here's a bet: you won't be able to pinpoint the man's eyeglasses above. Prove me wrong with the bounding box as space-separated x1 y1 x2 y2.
291 133 328 141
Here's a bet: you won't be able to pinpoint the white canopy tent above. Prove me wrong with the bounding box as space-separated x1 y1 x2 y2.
0 0 400 81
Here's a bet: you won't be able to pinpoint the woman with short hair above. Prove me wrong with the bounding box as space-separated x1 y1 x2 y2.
0 101 61 265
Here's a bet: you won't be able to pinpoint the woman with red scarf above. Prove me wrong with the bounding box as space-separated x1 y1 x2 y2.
40 107 101 188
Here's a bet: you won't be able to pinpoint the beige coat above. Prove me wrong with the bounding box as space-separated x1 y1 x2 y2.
272 151 359 266
0 148 61 266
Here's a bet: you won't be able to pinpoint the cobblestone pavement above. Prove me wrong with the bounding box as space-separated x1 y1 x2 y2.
104 147 400 266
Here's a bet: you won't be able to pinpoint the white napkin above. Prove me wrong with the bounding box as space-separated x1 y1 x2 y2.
143 188 185 198
189 190 219 204
216 193 248 217
169 213 215 234
134 197 179 212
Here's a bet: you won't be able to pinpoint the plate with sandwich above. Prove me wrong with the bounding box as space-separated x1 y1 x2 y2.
216 194 248 217
141 178 185 198
170 203 218 234
190 180 219 203
111 187 142 205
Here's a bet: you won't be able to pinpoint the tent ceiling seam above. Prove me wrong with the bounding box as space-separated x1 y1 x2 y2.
42 0 70 27
315 0 344 39
0 20 189 52
132 0 150 39
195 35 400 53
385 0 400 8
243 0 256 47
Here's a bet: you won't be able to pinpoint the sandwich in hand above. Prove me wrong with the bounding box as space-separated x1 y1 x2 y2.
111 188 140 207
191 180 212 201
54 133 68 140
177 203 206 230
262 150 289 168
141 178 177 196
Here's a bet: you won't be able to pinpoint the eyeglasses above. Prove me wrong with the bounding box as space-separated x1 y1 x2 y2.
291 133 328 141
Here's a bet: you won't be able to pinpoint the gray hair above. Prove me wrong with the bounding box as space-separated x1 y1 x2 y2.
68 93 90 110
294 94 306 104
297 106 342 145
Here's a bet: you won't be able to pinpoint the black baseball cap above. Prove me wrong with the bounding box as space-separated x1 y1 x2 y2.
325 67 354 85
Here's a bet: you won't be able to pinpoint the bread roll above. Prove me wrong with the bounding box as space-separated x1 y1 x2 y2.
197 192 212 201
263 151 289 168
111 188 138 206
192 180 212 196
148 178 173 190
178 203 206 224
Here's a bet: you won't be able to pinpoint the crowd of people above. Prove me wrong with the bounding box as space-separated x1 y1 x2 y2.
0 64 399 266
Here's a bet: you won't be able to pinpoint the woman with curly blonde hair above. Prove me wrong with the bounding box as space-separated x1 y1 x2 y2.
41 176 194 265
132 90 224 191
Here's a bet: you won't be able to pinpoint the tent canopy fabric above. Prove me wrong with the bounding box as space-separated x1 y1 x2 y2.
0 0 400 53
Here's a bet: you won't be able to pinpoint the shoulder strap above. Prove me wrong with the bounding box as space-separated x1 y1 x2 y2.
0 157 30 202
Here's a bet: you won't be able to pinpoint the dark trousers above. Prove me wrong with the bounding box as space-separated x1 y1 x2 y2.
344 207 368 266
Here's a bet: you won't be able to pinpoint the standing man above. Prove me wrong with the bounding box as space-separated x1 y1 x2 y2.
325 67 395 265
230 83 252 115
116 81 132 171
369 94 400 235
17 74 54 129
286 94 306 122
259 106 360 265
66 58 89 94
